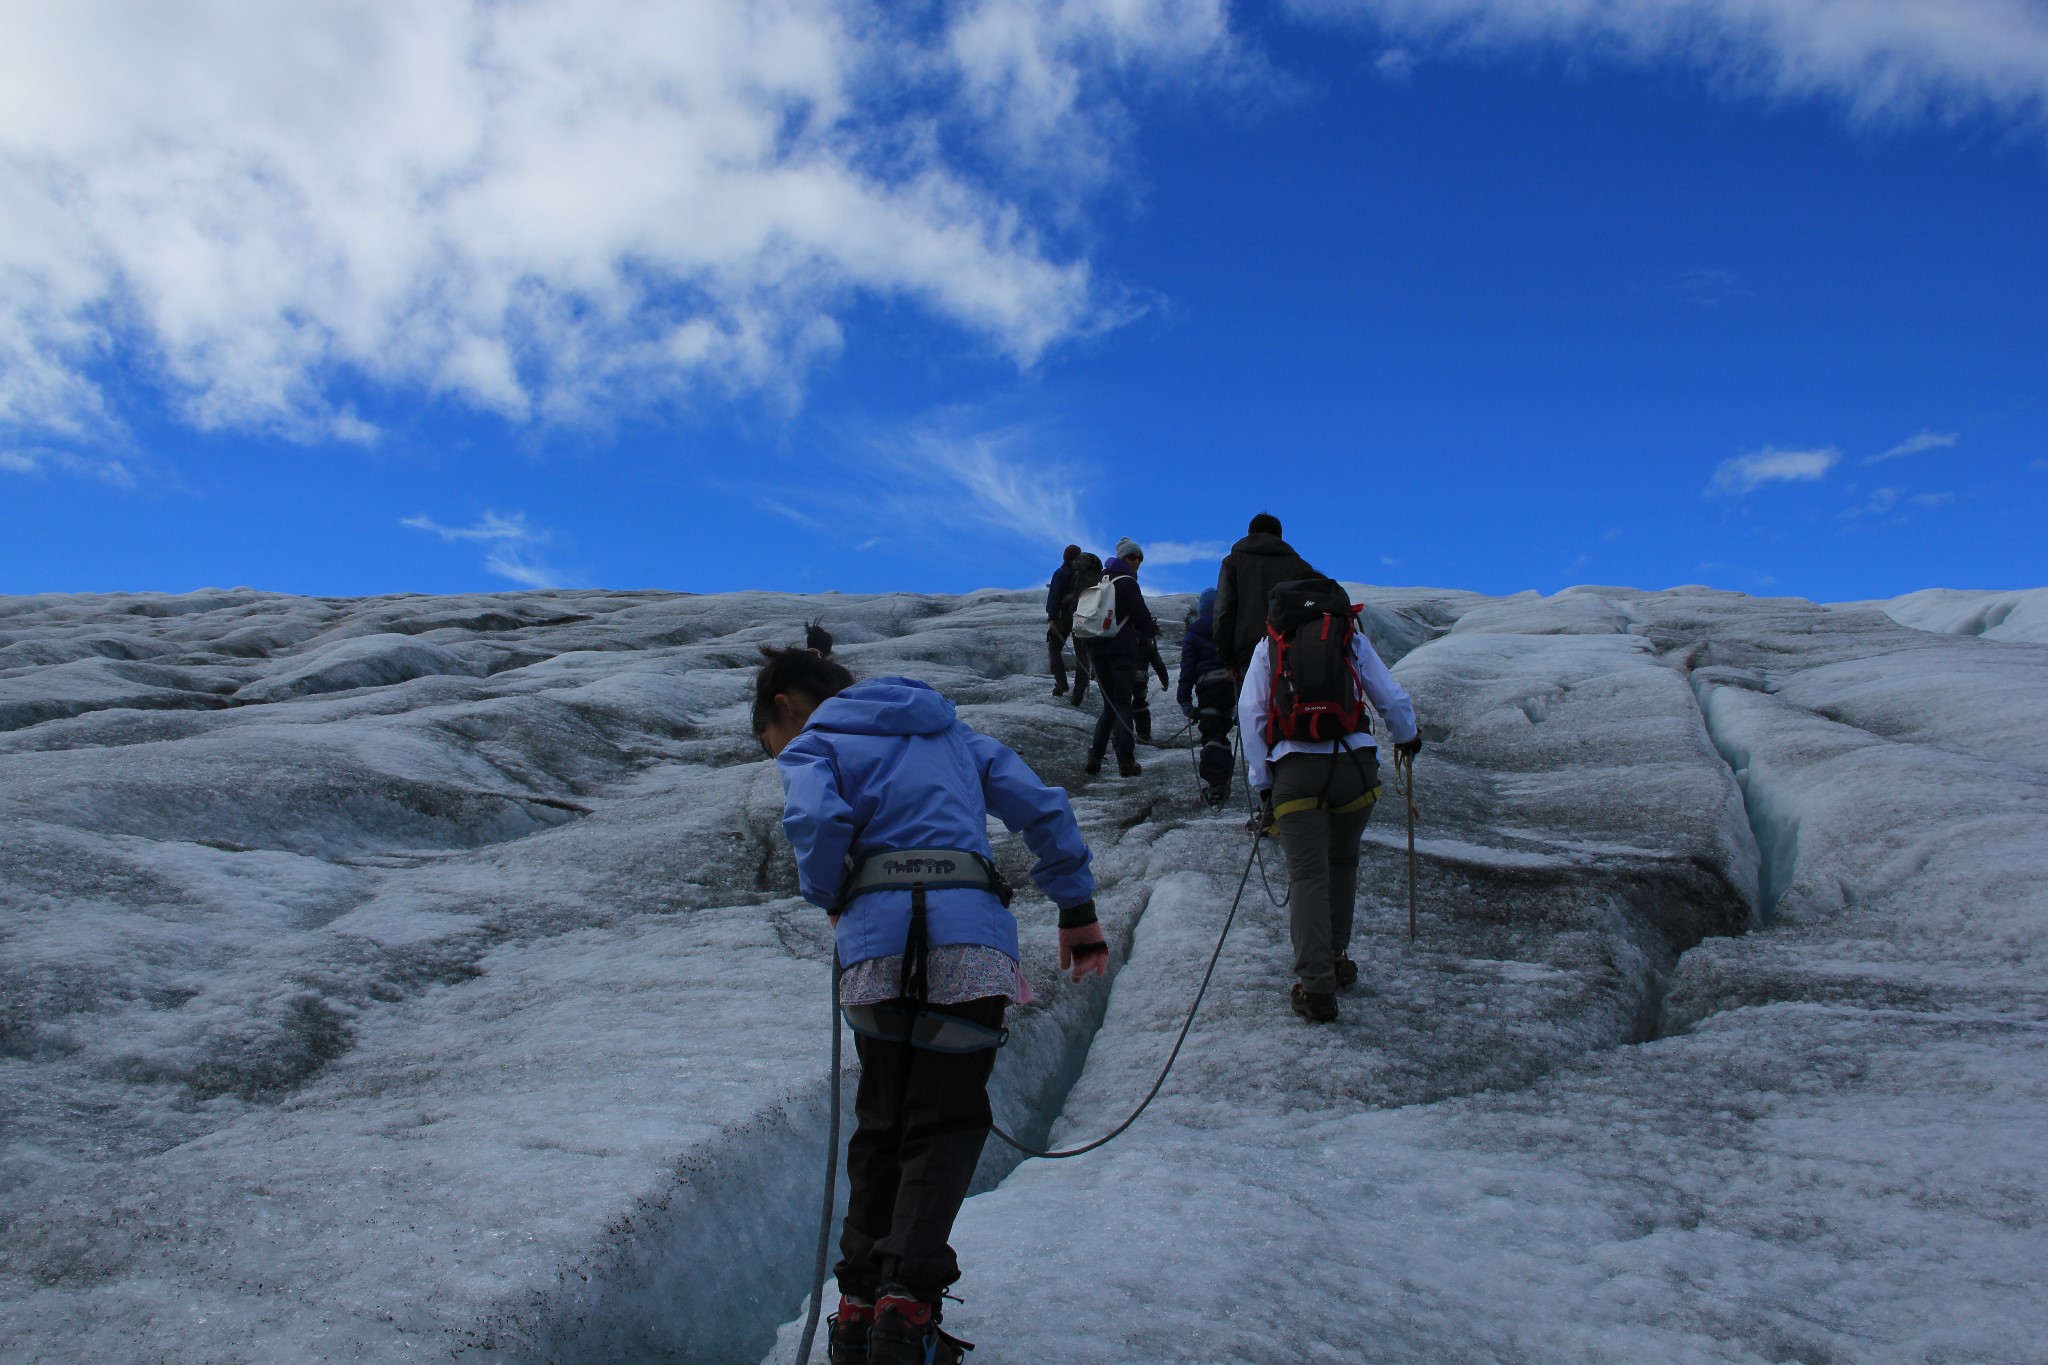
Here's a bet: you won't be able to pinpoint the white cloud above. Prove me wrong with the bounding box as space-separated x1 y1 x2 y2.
1676 267 1747 310
2033 458 2048 471
1289 0 2048 126
402 510 566 588
1866 428 1960 463
1375 47 1419 78
1141 539 1229 566
0 446 137 487
1911 490 1955 508
0 1 1232 445
1709 445 1840 496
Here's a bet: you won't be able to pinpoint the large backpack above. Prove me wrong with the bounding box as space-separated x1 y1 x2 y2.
1070 573 1128 642
1263 577 1367 744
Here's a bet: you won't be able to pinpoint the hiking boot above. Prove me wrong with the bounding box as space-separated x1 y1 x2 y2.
1070 682 1089 708
1117 760 1143 778
1291 982 1338 1023
1052 682 1068 698
1083 754 1102 776
868 1286 970 1365
828 1295 873 1365
1334 955 1359 991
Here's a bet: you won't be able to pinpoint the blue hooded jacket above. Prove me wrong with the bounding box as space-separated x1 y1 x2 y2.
775 677 1095 969
1177 588 1224 709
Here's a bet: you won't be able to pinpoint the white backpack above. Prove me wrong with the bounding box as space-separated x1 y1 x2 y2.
1070 574 1128 641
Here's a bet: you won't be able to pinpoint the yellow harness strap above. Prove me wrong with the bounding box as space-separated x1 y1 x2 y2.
1272 784 1382 821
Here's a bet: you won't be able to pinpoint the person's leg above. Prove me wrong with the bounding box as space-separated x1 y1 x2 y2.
836 1029 912 1298
1088 665 1116 764
868 998 1005 1298
1100 666 1137 765
1046 623 1069 694
1131 674 1152 743
1196 680 1234 799
1273 753 1339 995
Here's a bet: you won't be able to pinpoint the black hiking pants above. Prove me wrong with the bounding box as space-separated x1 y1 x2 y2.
837 996 1006 1299
1087 656 1139 765
1194 677 1235 798
1272 749 1379 995
1046 619 1070 691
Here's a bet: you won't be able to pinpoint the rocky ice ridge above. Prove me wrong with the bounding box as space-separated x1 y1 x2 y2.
1 583 2043 1362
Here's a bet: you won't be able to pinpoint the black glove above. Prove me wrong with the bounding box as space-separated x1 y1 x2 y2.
1396 736 1423 759
1154 664 1170 689
1248 789 1276 837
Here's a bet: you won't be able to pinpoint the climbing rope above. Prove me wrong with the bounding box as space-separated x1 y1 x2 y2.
793 952 844 1365
987 825 1262 1159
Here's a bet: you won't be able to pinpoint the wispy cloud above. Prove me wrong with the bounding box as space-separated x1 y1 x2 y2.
1709 445 1841 496
1676 267 1748 311
1142 540 1230 566
1375 47 1418 78
863 419 1093 551
401 511 568 589
0 446 136 488
1289 0 2048 128
1866 429 1960 464
0 1 1236 447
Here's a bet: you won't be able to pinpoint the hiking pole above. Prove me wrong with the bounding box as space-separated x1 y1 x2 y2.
1396 749 1418 941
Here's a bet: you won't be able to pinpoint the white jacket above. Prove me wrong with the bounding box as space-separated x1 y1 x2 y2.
1238 633 1419 792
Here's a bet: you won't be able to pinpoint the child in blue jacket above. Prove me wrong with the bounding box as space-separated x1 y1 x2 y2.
754 631 1106 1365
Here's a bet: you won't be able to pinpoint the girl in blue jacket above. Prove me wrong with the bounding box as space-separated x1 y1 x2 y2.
754 632 1106 1365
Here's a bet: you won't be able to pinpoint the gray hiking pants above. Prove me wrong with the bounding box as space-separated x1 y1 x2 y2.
1272 748 1380 995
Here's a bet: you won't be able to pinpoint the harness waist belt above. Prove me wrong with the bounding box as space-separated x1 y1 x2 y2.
1273 784 1383 820
843 847 1013 904
842 1002 1010 1054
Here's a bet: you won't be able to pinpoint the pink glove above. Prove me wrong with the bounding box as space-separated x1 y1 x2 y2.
1059 923 1109 981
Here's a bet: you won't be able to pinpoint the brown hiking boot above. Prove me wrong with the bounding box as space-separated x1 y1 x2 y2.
1117 760 1143 777
1334 955 1359 991
1083 754 1102 775
1291 982 1338 1023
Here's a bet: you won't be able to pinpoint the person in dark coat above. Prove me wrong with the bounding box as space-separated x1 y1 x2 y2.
1176 587 1234 807
1083 549 1156 777
1212 512 1320 680
1045 543 1082 697
1058 551 1102 708
1111 538 1170 742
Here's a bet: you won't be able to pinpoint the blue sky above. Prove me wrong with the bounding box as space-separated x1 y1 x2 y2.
3 0 2044 601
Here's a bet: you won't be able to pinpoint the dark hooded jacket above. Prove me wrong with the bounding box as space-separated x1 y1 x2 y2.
1212 532 1319 676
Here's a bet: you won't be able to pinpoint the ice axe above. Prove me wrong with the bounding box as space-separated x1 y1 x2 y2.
1395 747 1419 940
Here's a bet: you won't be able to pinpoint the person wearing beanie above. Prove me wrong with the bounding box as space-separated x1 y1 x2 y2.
1106 540 1169 742
1213 513 1320 680
1044 543 1084 698
1176 585 1235 807
1114 536 1142 562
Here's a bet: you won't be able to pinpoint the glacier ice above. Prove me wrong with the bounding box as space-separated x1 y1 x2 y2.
2 581 2044 1363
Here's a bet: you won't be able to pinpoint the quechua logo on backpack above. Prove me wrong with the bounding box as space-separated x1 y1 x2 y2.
1263 577 1367 744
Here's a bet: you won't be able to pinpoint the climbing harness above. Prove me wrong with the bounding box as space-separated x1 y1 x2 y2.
837 848 1016 1056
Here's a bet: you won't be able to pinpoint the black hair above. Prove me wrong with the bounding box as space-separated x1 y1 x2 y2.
1249 512 1282 537
753 621 853 736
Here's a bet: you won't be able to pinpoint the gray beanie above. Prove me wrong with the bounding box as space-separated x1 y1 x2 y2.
1114 536 1143 562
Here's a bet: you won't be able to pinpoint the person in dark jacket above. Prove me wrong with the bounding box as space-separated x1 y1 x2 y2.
1082 549 1156 777
1044 543 1082 697
1111 538 1170 742
1213 512 1321 679
1177 587 1234 807
1058 551 1102 709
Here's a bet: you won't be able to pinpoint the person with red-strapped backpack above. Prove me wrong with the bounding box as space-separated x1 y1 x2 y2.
1238 577 1421 1023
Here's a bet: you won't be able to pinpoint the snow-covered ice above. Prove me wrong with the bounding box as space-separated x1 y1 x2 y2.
3 582 2044 1362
